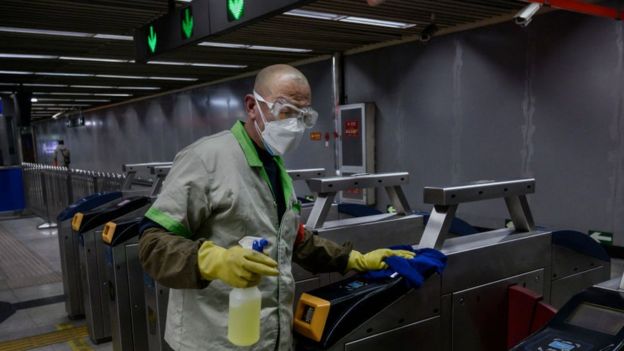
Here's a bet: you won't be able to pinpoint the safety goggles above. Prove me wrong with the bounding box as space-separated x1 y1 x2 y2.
254 91 318 128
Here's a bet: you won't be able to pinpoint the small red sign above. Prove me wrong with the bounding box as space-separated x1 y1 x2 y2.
344 120 359 137
310 131 322 141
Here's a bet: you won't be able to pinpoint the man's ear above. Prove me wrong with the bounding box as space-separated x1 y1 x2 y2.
244 94 257 121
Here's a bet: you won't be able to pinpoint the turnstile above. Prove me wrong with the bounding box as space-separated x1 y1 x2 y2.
144 275 172 351
102 218 148 351
56 191 122 319
72 196 151 343
294 172 424 300
294 179 611 351
287 168 339 222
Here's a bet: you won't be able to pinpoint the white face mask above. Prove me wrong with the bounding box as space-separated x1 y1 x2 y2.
254 93 306 156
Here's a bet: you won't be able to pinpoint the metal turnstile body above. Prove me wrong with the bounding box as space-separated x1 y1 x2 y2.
287 168 339 222
57 192 122 319
102 219 148 351
144 276 172 351
294 172 424 301
73 196 151 343
295 179 611 351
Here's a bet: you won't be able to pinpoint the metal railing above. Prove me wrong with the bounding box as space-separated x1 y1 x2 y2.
21 163 126 229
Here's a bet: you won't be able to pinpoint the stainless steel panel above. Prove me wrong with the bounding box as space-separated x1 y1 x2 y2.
423 179 535 205
299 202 338 224
550 266 611 308
419 204 457 249
306 172 409 194
107 243 132 351
451 269 545 351
145 277 172 351
594 277 624 293
343 317 441 351
150 165 171 176
58 221 84 318
504 195 535 232
122 162 173 173
126 243 148 351
551 244 610 280
287 168 326 180
440 229 551 294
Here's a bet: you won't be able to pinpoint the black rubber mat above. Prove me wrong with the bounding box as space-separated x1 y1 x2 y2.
0 301 16 324
0 294 65 324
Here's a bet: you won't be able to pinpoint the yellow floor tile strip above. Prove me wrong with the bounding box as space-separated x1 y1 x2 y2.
0 323 90 351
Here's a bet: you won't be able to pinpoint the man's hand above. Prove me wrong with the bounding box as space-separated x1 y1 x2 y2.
198 241 279 288
346 248 415 272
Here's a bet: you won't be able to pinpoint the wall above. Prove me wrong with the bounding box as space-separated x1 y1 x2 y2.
344 11 624 244
34 11 624 245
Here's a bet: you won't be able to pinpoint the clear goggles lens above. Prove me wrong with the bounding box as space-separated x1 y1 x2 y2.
255 91 318 128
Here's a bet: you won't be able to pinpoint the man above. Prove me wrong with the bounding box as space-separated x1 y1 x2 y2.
139 64 412 351
52 140 70 167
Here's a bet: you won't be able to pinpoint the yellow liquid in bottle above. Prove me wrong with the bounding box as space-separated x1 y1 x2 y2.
227 298 261 346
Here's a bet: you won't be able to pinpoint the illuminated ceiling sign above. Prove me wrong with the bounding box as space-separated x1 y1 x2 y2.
136 0 312 61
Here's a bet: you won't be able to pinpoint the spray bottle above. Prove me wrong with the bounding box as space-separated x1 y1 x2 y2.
227 236 269 346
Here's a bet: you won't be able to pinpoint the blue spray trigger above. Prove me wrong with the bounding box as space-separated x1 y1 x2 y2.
252 238 269 253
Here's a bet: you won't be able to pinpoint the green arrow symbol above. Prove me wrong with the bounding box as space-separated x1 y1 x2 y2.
147 25 157 53
182 8 194 39
228 0 245 21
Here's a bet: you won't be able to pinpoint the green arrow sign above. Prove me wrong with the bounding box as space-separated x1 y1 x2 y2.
589 230 613 245
227 0 245 21
181 7 194 39
147 25 157 53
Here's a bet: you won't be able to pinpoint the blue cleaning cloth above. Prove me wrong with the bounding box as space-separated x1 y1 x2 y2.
361 246 447 288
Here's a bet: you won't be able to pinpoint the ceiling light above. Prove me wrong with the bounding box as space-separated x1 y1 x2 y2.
338 16 416 29
0 53 58 59
515 3 542 27
95 74 144 79
56 104 91 107
116 86 160 90
0 83 17 86
36 72 93 77
148 60 247 69
0 26 134 41
248 45 312 53
23 83 68 87
74 99 110 102
92 34 133 41
71 85 115 89
94 93 132 97
0 70 34 75
0 91 14 94
52 111 65 119
284 9 344 20
36 98 73 102
59 56 129 63
149 76 198 81
31 98 38 102
199 41 312 53
284 9 416 29
48 92 92 96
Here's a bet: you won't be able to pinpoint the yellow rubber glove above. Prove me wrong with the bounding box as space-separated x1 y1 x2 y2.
346 249 415 272
198 241 279 288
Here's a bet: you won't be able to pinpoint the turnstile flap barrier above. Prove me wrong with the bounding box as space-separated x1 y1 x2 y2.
102 218 142 246
72 196 151 234
57 192 122 222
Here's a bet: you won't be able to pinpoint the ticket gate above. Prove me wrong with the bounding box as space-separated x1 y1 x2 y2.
294 179 611 351
72 196 151 343
512 276 624 351
101 218 147 351
144 276 172 351
56 191 122 319
293 172 424 300
287 168 339 222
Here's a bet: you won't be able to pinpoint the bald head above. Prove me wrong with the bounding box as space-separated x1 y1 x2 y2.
254 64 311 106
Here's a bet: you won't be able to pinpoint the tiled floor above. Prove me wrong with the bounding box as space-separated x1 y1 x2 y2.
0 216 112 350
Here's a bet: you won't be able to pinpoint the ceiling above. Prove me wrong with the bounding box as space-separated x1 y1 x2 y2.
0 0 527 121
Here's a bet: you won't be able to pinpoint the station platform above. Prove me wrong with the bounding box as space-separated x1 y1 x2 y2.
0 216 112 351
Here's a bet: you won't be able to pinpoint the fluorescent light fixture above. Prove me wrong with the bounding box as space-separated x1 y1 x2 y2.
199 41 312 53
31 98 38 102
284 9 343 20
59 56 129 63
0 83 17 86
95 74 144 79
339 16 416 29
23 83 68 87
248 45 312 53
0 53 58 59
74 99 110 102
52 111 64 119
0 70 34 75
36 72 93 77
49 92 92 96
94 93 132 97
0 26 134 41
284 9 416 29
149 76 198 81
116 86 160 90
71 85 115 89
0 91 14 94
148 60 247 69
92 34 133 41
36 98 73 102
57 104 91 107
